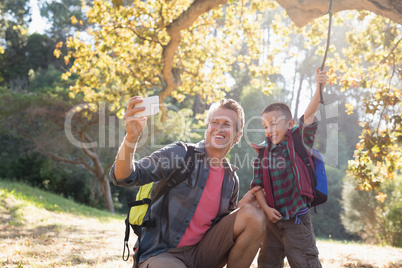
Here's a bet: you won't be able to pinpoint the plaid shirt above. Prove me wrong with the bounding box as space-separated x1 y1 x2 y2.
251 118 318 220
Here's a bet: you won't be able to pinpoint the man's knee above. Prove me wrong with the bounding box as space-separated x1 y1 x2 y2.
237 204 266 234
139 252 186 268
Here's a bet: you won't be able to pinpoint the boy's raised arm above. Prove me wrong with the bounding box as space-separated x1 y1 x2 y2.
304 68 328 125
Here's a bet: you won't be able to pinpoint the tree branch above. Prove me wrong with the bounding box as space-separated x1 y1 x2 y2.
381 36 402 64
158 0 227 120
275 0 402 27
79 117 100 160
8 118 96 174
101 161 114 180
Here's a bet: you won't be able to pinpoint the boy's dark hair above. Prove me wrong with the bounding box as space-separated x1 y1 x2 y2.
261 102 292 120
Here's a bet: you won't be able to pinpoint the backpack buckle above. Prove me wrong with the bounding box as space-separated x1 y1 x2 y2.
303 157 311 167
142 216 155 228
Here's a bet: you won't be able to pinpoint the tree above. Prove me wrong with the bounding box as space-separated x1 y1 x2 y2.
276 0 402 27
0 86 119 213
26 33 53 71
326 13 402 191
14 0 398 212
0 0 31 85
0 0 30 54
39 0 86 41
342 174 402 247
60 0 278 121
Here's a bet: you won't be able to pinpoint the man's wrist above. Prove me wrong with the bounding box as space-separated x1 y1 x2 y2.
125 133 140 144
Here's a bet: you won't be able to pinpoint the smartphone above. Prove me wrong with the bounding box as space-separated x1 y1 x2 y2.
134 96 160 117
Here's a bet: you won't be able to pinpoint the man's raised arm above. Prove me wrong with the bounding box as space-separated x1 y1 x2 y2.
113 96 147 180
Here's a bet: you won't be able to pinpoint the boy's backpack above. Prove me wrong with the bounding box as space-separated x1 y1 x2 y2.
292 128 328 208
122 143 196 266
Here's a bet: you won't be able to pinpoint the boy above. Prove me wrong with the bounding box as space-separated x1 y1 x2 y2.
250 68 328 267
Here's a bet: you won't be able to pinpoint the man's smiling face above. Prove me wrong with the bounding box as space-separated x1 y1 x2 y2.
205 108 240 150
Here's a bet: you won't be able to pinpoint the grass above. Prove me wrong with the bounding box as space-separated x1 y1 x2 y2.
0 179 127 268
1 179 402 268
0 180 123 220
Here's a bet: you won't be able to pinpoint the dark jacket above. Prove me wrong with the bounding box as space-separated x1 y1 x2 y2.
110 141 239 263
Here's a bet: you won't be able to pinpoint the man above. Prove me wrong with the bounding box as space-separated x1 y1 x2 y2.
111 96 265 268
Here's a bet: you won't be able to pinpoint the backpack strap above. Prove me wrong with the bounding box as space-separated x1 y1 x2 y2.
151 144 196 204
140 144 196 233
122 198 152 261
256 146 273 203
129 143 197 266
292 128 317 201
127 198 151 207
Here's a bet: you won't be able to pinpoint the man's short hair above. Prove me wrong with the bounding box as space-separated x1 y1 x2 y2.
261 102 292 120
205 98 245 143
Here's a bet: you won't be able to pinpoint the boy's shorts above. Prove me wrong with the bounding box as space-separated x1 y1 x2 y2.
139 210 238 268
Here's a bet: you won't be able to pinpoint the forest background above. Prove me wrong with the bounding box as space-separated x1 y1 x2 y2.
0 0 401 249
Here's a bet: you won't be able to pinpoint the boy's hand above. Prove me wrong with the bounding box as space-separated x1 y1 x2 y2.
316 68 328 89
304 68 329 125
266 207 283 223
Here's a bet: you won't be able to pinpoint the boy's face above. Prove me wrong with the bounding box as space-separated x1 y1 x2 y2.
262 110 295 145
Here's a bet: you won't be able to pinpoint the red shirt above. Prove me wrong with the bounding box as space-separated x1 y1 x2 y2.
177 165 225 247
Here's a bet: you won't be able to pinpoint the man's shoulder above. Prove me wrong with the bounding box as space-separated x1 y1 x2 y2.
155 141 208 164
224 159 238 173
175 141 207 154
150 141 188 161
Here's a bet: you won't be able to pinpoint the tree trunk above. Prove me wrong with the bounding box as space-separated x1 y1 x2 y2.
192 94 201 117
91 152 115 214
294 73 305 120
98 175 114 214
290 60 298 112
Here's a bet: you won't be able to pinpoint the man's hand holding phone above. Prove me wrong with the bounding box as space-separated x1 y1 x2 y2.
132 95 159 117
124 96 159 142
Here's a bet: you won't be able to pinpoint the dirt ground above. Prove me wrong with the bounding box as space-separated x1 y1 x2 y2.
1 195 401 268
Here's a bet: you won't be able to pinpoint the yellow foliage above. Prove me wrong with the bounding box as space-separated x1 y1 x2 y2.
71 15 78 25
345 103 354 115
337 12 402 191
54 49 62 59
375 192 387 203
62 0 276 106
61 72 71 80
55 1 400 192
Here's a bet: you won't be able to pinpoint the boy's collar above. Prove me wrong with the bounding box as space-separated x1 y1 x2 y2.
250 128 294 153
250 142 265 154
